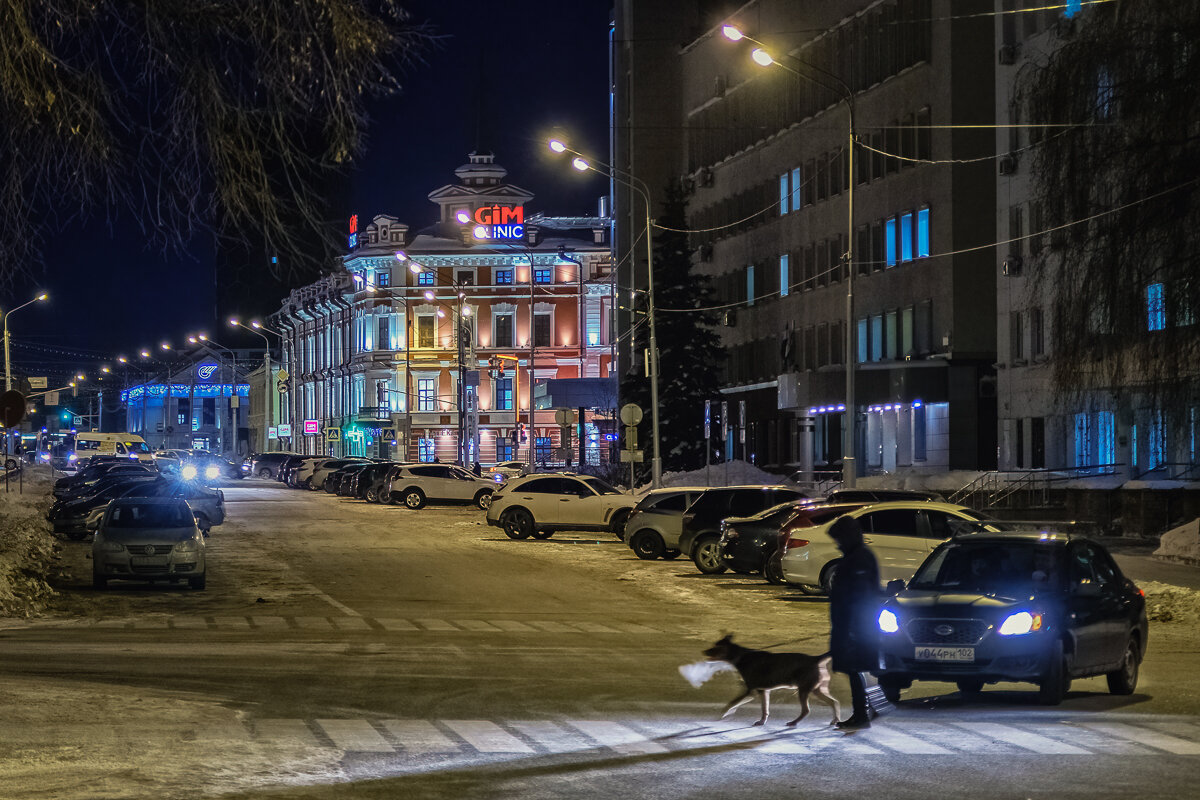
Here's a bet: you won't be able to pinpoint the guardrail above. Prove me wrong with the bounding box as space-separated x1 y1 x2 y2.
947 464 1124 510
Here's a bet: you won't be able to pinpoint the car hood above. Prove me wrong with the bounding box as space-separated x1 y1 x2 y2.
892 590 1042 614
99 526 197 544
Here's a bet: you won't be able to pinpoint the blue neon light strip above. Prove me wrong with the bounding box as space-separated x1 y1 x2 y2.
121 384 250 402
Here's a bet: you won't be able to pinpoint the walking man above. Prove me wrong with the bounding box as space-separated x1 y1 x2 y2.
827 515 881 731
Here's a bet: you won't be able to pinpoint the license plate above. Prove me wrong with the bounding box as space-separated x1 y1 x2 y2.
131 556 167 566
914 646 974 662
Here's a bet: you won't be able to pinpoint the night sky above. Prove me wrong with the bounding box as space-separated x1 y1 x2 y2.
9 0 612 384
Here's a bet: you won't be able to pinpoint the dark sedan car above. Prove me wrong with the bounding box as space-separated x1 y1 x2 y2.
329 463 374 495
875 531 1148 706
678 486 810 574
716 500 812 574
346 462 393 501
48 473 163 538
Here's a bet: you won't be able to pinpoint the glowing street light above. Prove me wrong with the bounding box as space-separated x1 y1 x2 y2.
454 210 471 224
751 47 774 67
721 24 744 41
571 157 589 171
2 291 49 391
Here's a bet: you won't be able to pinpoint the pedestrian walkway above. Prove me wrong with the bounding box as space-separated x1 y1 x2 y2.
18 615 665 634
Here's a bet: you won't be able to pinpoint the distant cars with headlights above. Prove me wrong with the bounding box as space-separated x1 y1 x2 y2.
486 473 636 539
384 464 497 509
875 531 1148 706
116 479 226 532
623 486 709 559
488 460 528 483
779 501 1013 594
91 497 207 590
49 473 163 538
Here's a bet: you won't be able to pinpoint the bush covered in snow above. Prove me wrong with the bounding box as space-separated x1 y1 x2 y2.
1141 580 1200 624
0 471 59 617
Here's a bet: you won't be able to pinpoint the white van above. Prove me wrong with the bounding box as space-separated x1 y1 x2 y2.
71 432 155 464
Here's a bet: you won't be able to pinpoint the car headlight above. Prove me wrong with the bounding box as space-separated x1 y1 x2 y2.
68 453 77 462
99 541 125 552
998 611 1043 636
205 465 220 479
174 538 201 553
878 609 900 634
181 465 198 480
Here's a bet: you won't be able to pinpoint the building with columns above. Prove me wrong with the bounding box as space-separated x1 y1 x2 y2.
273 152 617 467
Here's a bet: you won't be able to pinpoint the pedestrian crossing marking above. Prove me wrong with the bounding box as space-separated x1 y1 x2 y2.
900 722 996 752
330 617 372 631
442 720 535 753
376 618 419 631
315 719 392 752
35 615 667 634
953 722 1090 754
567 720 668 755
415 618 458 631
294 616 333 629
382 720 458 753
527 621 575 633
255 719 321 747
250 616 289 630
458 620 503 632
213 616 251 629
491 620 538 632
509 721 594 753
864 726 953 754
1080 722 1200 755
169 617 209 630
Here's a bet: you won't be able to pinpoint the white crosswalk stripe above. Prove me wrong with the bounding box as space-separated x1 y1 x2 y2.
1080 722 1200 755
442 720 535 753
315 719 392 752
864 726 953 754
39 615 667 633
567 720 669 754
382 720 459 753
952 722 1090 754
255 719 321 747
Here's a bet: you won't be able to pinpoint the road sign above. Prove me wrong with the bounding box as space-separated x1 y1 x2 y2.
29 377 47 389
277 424 292 438
325 428 342 442
0 390 25 428
619 450 644 463
554 408 573 426
277 381 288 393
304 419 319 435
704 400 711 438
276 368 289 382
268 426 278 439
739 400 746 444
44 391 59 406
620 403 643 426
74 416 84 427
379 427 397 440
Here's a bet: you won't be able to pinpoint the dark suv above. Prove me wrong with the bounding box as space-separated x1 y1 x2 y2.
876 531 1148 705
249 451 299 479
679 486 810 574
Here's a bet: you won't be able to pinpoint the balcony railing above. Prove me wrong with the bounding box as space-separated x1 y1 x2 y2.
356 406 392 420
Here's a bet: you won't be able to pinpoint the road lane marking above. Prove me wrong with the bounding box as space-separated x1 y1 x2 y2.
213 616 251 629
376 618 420 631
863 726 953 754
953 722 1090 754
294 616 334 629
255 719 321 747
382 720 460 753
1080 722 1200 755
169 617 210 630
527 621 575 633
568 721 668 754
415 619 459 631
491 620 538 632
571 622 621 634
330 617 373 631
441 720 535 753
458 620 503 632
608 621 660 633
315 719 392 752
902 722 1012 752
509 721 595 753
250 616 289 630
304 585 363 617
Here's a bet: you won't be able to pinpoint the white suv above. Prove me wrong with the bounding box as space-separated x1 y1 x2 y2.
486 473 636 540
384 464 497 509
779 501 1012 593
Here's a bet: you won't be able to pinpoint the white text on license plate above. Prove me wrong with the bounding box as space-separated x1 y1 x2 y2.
914 646 974 662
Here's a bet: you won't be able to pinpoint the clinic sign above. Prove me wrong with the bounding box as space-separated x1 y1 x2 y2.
303 419 319 435
348 214 358 248
471 205 524 241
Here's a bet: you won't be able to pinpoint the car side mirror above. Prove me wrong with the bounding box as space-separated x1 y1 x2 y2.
886 579 906 595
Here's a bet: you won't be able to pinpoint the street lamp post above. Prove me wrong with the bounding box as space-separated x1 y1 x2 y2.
3 293 48 391
230 319 272 454
723 26 858 487
548 140 663 488
189 334 241 454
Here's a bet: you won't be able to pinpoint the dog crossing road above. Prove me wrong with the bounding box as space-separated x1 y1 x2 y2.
15 716 1196 760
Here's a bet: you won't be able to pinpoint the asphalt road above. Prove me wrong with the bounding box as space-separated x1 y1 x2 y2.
1 481 1198 799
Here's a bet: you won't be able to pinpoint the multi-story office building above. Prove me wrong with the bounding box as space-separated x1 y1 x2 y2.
614 0 999 479
274 152 616 466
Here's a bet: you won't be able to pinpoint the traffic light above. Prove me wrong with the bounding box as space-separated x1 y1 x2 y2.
61 410 71 421
518 422 527 443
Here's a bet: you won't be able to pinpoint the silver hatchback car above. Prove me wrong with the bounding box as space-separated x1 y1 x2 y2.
622 486 710 560
91 497 207 590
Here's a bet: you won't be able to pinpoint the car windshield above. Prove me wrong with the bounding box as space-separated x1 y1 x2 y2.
909 541 1066 596
124 441 151 454
582 477 620 496
107 502 193 528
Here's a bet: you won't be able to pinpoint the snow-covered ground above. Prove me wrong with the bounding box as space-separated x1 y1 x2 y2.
0 470 59 617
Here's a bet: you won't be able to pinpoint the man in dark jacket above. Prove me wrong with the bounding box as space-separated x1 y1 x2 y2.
827 515 881 731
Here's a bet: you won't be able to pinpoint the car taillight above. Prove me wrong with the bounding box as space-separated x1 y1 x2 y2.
785 538 810 550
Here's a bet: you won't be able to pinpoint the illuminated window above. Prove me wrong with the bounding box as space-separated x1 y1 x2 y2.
885 218 897 267
534 267 552 284
535 436 553 462
418 438 435 462
917 208 930 257
746 265 755 306
779 173 789 215
779 254 790 297
900 213 913 262
417 271 435 286
496 439 514 462
790 167 801 212
1147 283 1166 330
495 378 513 410
375 270 391 288
1074 412 1093 468
495 269 513 285
417 316 435 348
417 379 436 412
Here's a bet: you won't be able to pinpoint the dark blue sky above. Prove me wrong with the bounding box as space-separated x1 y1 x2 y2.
11 0 612 382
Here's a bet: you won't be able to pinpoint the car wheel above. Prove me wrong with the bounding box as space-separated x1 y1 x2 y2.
502 509 534 540
257 467 272 479
610 509 631 539
4 458 16 470
92 570 107 590
662 549 682 560
879 677 904 704
474 490 493 510
1037 638 1070 706
1106 638 1140 695
188 573 207 590
819 560 841 595
630 530 665 560
365 487 378 503
764 552 786 585
402 488 426 509
692 536 727 574
531 529 553 540
956 680 984 695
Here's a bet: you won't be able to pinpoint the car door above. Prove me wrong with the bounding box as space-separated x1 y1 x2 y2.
509 477 568 523
1065 542 1112 671
1081 542 1134 668
444 466 480 501
856 508 929 581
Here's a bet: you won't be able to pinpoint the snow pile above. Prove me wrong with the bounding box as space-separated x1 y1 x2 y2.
0 472 59 618
1141 580 1200 624
1154 519 1200 564
654 460 788 491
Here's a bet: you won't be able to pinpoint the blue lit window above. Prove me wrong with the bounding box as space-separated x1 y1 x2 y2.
375 270 391 288
535 436 553 462
495 378 513 411
791 167 801 211
885 218 897 267
417 271 435 286
418 438 435 462
857 318 868 363
534 267 552 284
779 254 790 298
496 440 514 462
900 213 913 262
1147 283 1166 330
746 265 755 306
779 173 789 215
917 208 930 257
870 315 883 361
496 269 513 285
417 378 436 412
1148 410 1165 470
1098 411 1115 467
1074 412 1092 469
